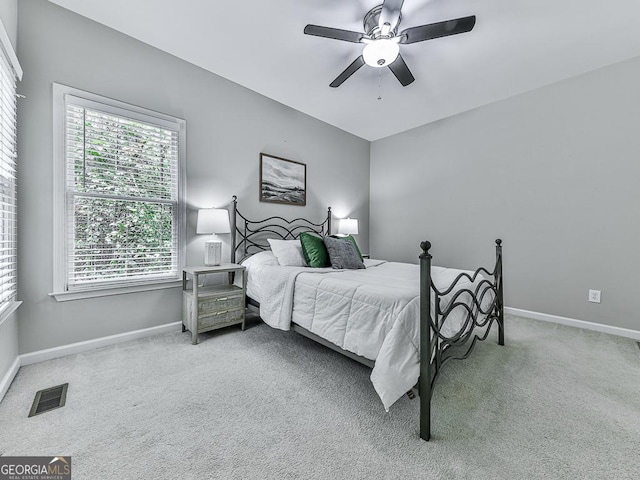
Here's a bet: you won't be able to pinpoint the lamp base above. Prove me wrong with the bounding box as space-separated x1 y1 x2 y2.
204 240 222 266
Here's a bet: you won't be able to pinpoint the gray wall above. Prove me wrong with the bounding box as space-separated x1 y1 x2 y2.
17 0 370 354
371 56 640 331
0 0 17 396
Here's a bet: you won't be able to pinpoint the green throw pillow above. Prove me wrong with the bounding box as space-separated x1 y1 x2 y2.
330 234 363 261
299 232 330 268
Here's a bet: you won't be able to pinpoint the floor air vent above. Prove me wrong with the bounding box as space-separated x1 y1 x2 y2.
28 383 68 417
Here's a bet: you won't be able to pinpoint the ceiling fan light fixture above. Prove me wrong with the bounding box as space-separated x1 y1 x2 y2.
363 38 399 68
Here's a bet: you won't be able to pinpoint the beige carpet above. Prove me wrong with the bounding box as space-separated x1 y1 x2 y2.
0 314 639 479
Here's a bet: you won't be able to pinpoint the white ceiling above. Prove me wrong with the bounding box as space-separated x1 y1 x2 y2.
49 0 640 141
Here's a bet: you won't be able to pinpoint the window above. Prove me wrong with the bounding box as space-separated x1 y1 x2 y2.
0 23 21 319
52 85 185 300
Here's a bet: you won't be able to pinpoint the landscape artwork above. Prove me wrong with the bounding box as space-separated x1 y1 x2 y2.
259 153 306 206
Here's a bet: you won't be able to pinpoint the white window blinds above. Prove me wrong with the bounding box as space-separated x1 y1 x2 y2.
63 95 182 289
0 43 17 308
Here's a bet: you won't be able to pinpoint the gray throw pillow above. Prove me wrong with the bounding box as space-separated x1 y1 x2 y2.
323 236 365 270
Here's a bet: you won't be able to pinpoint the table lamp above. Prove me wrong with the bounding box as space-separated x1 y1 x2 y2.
196 208 231 266
338 217 359 236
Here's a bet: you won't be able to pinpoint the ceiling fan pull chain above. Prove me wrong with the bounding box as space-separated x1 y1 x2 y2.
377 69 382 101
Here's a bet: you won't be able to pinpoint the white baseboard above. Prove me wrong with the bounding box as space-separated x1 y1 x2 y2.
505 307 640 341
20 322 182 366
0 356 20 402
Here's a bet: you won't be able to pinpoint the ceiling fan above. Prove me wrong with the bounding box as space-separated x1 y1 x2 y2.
304 0 476 88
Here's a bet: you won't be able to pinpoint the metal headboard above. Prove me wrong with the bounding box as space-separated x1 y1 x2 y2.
230 195 332 264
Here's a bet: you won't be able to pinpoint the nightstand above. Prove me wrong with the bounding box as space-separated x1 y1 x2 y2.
182 264 246 345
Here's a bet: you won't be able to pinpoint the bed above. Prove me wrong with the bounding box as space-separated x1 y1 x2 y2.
230 196 504 441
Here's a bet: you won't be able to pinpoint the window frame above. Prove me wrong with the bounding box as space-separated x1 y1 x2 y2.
0 19 22 324
51 84 186 302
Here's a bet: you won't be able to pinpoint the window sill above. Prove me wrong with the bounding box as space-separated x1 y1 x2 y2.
0 301 22 328
49 280 182 302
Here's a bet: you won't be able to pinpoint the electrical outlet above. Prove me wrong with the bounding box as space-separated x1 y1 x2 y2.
588 290 601 303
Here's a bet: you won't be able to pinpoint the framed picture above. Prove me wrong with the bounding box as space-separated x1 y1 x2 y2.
259 153 307 206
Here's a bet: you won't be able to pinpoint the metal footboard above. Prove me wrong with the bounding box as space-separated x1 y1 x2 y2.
419 239 504 441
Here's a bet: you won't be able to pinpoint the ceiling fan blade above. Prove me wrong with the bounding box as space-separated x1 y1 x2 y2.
399 15 476 44
388 54 415 87
304 25 365 43
330 56 366 88
379 0 404 33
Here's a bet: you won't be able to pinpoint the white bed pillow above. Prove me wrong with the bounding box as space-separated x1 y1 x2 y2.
267 239 307 267
240 250 280 268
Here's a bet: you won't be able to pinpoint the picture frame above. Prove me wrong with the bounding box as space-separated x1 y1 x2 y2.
259 153 307 206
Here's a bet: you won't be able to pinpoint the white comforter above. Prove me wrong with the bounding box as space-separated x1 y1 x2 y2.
241 252 491 410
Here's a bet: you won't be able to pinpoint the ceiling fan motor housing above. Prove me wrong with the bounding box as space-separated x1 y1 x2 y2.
364 5 401 39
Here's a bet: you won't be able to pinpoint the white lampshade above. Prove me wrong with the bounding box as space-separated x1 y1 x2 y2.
197 209 230 266
196 208 231 234
363 39 400 68
338 218 359 235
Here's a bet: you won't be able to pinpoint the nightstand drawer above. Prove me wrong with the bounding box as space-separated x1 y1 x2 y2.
199 294 244 314
199 308 244 330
